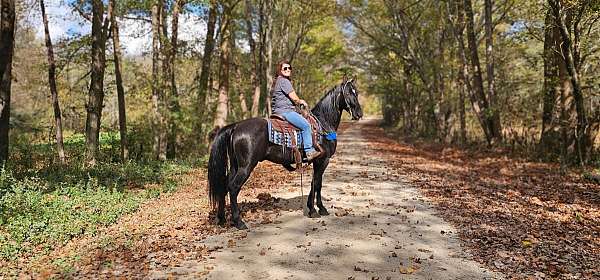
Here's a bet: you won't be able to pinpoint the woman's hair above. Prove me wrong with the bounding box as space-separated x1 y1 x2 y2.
272 60 292 89
274 60 291 78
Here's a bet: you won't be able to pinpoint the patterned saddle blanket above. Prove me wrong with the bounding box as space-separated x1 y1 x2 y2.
267 114 321 148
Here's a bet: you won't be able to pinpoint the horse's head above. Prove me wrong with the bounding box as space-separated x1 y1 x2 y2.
341 76 363 120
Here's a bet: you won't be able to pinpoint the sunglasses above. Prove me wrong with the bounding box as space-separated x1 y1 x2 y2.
282 66 292 71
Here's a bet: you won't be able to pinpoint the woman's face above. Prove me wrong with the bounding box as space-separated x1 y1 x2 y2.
281 64 292 77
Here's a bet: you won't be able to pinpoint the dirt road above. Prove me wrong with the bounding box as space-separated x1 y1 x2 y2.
148 119 503 279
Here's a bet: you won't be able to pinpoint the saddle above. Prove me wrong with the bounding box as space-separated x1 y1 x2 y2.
267 110 324 170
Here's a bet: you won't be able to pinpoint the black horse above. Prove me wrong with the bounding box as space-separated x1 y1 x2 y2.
208 77 363 229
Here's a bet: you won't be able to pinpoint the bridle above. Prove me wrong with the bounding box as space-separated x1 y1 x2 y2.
341 81 357 119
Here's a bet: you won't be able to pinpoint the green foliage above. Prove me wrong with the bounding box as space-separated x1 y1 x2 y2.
0 162 188 261
0 132 194 262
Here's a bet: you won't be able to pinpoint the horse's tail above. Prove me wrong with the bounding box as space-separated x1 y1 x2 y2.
208 124 234 210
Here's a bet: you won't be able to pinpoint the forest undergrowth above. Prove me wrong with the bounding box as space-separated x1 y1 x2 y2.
0 133 199 273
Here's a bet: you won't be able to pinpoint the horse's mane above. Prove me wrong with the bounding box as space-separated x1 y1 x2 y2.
311 83 344 131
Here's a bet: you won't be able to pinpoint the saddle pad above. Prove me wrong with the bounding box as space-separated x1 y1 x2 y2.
267 120 303 148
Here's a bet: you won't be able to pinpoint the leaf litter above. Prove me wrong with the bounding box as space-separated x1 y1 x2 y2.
12 162 298 278
362 123 599 279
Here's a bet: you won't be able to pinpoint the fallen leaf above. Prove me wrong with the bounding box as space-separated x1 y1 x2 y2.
398 265 419 274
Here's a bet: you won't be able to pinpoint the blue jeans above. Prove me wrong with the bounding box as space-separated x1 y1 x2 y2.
281 111 316 153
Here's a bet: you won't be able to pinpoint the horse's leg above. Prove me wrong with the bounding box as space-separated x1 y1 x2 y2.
307 176 319 218
217 163 235 226
314 158 330 216
307 158 329 218
216 192 226 226
228 163 256 230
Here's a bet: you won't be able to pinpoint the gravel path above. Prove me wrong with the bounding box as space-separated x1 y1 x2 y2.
150 119 503 280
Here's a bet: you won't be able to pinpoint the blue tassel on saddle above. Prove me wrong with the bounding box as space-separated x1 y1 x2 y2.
324 131 337 141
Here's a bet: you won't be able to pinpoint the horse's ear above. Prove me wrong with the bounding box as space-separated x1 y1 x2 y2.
352 76 357 84
342 74 348 83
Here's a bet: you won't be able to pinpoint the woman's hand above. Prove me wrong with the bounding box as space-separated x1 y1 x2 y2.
298 99 308 108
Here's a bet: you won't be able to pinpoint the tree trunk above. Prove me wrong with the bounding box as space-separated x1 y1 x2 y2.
236 64 249 119
170 0 181 101
85 0 107 166
458 75 467 144
213 5 232 128
539 10 561 155
446 0 483 144
549 0 589 163
246 0 262 117
152 0 167 161
484 0 502 141
403 65 414 131
559 61 571 165
198 0 218 119
109 0 128 162
265 0 273 116
0 0 15 163
260 0 273 116
463 0 500 144
40 0 66 163
159 1 170 159
167 0 183 158
257 0 265 116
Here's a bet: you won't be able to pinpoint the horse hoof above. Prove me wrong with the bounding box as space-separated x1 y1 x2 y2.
215 217 226 226
308 209 321 218
318 208 330 216
234 221 248 230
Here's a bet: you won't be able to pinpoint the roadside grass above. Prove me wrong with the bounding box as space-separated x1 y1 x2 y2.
0 132 208 274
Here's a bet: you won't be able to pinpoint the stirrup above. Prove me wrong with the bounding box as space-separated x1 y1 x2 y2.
305 150 322 163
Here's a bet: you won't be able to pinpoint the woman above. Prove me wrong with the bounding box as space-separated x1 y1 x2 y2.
271 60 321 162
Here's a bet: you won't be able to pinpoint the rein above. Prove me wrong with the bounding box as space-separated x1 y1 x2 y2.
300 169 305 214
